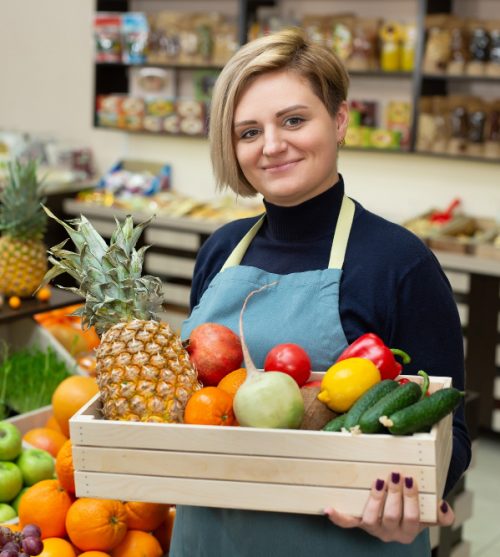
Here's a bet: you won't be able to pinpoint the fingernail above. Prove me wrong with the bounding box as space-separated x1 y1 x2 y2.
391 472 400 484
405 477 414 489
376 479 385 491
440 501 448 513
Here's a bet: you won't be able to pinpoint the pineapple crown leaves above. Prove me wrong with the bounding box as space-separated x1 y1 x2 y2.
0 158 47 240
40 207 165 335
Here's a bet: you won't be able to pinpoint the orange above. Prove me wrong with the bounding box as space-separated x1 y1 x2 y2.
112 530 163 557
36 286 52 302
153 506 176 553
45 414 64 433
79 553 112 557
23 427 68 457
8 296 21 309
124 501 167 531
19 479 73 539
56 439 75 494
217 368 247 398
66 497 128 552
51 375 99 436
38 537 77 557
183 386 235 426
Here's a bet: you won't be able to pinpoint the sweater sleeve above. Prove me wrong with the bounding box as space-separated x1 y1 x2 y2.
386 252 471 496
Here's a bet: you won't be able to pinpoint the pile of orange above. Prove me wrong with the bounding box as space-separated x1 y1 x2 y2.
183 367 247 426
14 440 175 557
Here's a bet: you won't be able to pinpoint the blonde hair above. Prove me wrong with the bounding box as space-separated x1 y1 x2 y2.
209 28 350 197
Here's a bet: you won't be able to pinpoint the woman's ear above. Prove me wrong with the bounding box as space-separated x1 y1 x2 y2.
336 101 350 141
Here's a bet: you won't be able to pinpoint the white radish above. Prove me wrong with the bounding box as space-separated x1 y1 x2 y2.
233 283 305 429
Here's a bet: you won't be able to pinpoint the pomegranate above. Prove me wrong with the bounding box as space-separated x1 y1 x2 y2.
186 323 243 386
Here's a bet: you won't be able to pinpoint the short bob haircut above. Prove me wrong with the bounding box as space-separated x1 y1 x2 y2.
209 28 350 197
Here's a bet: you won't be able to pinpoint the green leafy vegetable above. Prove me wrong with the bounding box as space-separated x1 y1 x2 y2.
0 342 71 418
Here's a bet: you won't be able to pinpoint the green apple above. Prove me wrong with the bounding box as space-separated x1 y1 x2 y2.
0 502 16 522
10 485 29 513
0 422 22 461
16 448 55 486
0 461 23 502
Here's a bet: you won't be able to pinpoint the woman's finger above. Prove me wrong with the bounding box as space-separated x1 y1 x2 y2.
360 478 387 529
323 506 361 529
381 472 404 532
436 500 455 528
400 475 421 542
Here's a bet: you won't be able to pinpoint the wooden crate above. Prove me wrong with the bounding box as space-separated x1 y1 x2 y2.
70 374 453 522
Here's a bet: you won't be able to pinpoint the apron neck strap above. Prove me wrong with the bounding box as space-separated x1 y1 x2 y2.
221 195 355 271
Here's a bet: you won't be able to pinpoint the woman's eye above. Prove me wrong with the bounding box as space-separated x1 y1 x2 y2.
240 128 260 139
285 116 304 127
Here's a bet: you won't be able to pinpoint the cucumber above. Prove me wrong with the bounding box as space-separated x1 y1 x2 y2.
343 379 399 431
322 413 347 432
381 387 464 435
358 381 422 433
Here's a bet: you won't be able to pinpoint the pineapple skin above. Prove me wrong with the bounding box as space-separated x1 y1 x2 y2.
97 319 201 423
0 236 48 297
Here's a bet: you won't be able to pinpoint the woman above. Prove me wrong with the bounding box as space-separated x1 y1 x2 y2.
171 28 470 556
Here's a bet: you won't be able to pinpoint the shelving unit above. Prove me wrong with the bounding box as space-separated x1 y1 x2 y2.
92 0 500 162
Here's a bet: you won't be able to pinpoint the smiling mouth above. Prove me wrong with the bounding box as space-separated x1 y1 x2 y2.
263 160 301 173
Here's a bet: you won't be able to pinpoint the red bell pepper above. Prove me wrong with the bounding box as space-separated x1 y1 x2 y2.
336 333 411 380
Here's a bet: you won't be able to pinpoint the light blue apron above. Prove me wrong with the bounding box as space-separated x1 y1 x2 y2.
171 196 430 557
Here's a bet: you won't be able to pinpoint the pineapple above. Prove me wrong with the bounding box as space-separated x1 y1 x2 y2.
40 208 201 423
0 159 48 297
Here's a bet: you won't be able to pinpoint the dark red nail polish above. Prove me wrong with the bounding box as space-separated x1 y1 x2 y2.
376 479 385 491
391 472 400 484
440 501 448 513
405 477 414 489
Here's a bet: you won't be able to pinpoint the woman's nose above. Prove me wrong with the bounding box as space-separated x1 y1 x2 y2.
262 129 286 156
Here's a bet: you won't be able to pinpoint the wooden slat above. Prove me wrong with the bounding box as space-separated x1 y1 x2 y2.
73 471 440 521
145 253 195 279
73 446 437 491
145 228 199 250
161 282 191 306
7 406 52 434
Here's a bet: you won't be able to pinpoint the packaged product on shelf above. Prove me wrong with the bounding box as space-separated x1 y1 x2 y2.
422 14 452 74
401 23 417 72
96 94 126 128
379 21 403 72
466 20 491 76
430 96 451 154
121 97 145 130
330 15 355 64
193 70 220 102
448 18 469 75
467 98 488 158
176 99 206 136
121 12 149 64
385 101 412 148
94 12 122 63
130 67 175 98
483 100 500 159
486 21 500 77
447 96 469 155
416 97 434 152
212 20 238 66
347 18 379 71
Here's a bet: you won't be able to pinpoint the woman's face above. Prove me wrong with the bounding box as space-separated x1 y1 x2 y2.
233 70 348 206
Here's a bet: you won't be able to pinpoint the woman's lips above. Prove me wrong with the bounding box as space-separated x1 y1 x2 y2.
263 160 301 173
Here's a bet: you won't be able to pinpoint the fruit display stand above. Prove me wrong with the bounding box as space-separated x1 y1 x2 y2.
70 374 451 523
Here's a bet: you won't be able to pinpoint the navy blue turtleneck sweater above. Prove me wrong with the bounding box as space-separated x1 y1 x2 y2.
189 177 470 495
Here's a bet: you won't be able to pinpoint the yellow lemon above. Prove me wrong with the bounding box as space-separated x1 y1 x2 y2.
317 357 381 413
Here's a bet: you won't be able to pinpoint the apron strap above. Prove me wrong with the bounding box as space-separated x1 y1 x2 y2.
221 195 355 271
328 196 355 269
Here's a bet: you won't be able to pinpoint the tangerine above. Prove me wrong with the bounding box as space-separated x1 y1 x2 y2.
217 368 247 398
153 506 176 553
124 501 167 531
8 296 21 309
79 552 112 557
65 497 128 552
112 530 163 557
183 386 235 426
18 479 73 539
51 375 99 436
45 414 64 433
36 287 52 302
38 537 77 557
23 427 68 457
55 439 75 494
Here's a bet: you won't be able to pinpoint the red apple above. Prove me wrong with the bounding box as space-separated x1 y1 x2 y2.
186 323 243 386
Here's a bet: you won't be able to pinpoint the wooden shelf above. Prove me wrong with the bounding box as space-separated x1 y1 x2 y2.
0 288 82 326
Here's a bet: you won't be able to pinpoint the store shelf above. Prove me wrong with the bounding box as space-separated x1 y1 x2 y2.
0 288 83 326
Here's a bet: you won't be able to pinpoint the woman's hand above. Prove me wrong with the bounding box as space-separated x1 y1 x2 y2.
323 473 455 544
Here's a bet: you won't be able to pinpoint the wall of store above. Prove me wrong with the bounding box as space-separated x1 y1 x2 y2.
1 0 499 224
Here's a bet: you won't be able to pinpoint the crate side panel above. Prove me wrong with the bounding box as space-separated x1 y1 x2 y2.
74 471 439 521
72 446 437 492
